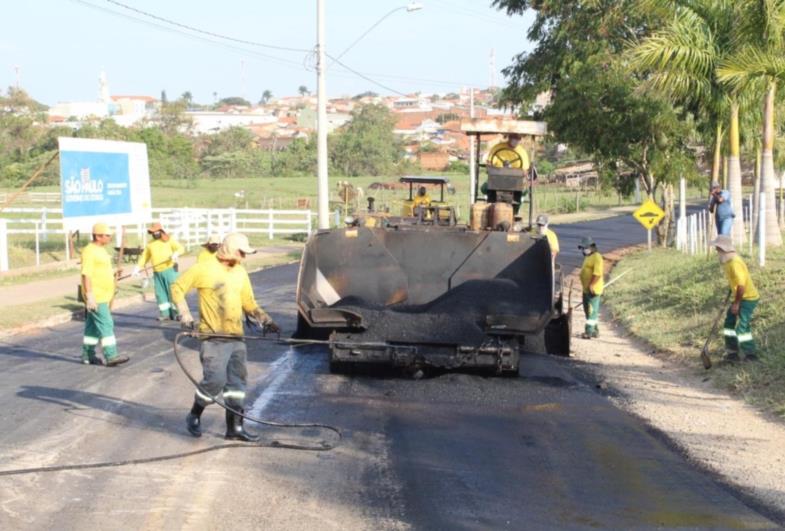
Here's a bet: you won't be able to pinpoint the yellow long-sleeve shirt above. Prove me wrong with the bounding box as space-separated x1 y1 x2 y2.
81 243 115 304
138 238 185 272
487 141 530 170
580 252 604 295
724 255 759 301
197 248 218 264
171 259 260 336
543 228 559 254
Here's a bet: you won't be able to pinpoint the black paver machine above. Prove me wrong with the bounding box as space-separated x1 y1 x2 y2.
294 119 571 375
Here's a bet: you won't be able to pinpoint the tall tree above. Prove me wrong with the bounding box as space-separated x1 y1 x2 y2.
629 0 747 244
716 0 785 246
298 85 310 96
260 90 273 104
180 91 193 108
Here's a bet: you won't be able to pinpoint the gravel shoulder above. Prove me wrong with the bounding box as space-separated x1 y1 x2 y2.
567 249 785 518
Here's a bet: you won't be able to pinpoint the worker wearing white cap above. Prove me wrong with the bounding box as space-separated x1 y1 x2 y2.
712 235 759 362
79 222 129 367
197 233 222 264
172 233 280 441
536 214 559 260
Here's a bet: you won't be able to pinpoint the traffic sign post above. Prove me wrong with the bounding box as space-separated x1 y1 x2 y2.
633 198 666 251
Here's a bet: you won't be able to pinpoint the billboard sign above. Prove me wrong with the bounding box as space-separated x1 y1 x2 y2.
58 137 152 231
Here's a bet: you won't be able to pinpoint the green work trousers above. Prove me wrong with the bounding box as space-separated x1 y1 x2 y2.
153 267 179 319
82 303 118 362
193 339 248 410
583 292 601 337
723 299 758 356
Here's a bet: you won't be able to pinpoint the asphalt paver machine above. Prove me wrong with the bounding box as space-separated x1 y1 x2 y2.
294 118 571 375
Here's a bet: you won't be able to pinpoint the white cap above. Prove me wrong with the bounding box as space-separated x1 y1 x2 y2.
217 233 256 260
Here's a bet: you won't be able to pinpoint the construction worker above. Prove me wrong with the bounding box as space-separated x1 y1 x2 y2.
198 233 221 264
80 222 129 367
579 236 604 339
712 235 760 362
412 186 431 208
172 233 280 441
536 214 559 260
133 222 184 321
484 133 531 214
708 181 735 236
487 133 530 170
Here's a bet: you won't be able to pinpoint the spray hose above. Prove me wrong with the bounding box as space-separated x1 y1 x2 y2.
0 330 348 478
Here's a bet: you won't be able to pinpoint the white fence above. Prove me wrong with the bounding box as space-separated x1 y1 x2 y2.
0 192 60 204
0 207 313 271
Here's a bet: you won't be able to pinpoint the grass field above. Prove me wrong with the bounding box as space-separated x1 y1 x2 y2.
605 246 785 418
2 174 708 270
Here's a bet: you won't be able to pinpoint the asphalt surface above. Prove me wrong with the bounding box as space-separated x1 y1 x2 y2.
0 213 779 530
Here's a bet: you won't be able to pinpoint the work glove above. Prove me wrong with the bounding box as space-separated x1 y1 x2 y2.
180 313 196 331
263 319 281 335
132 265 141 278
171 253 180 263
85 293 98 312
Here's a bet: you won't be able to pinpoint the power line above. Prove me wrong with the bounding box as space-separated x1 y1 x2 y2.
104 0 312 53
70 0 307 72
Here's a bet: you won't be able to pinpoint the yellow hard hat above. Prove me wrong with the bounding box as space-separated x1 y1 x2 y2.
217 233 256 261
92 222 114 236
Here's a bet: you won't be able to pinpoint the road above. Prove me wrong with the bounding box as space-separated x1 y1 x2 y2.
0 214 779 530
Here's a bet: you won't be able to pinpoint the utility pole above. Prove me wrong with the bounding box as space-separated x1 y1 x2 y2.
468 88 476 205
316 0 329 229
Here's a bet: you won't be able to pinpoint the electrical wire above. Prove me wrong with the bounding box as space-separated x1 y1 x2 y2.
104 0 311 53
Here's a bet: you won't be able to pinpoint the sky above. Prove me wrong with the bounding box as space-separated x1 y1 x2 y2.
0 0 534 106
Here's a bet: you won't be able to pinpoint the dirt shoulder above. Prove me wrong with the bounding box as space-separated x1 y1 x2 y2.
567 248 785 517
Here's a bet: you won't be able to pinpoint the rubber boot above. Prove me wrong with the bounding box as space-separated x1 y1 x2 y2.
186 402 205 437
225 409 259 442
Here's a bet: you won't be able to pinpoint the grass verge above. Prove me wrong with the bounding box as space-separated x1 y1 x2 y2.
604 246 785 418
0 250 301 332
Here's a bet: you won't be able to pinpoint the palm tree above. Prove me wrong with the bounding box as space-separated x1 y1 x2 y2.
260 90 273 105
630 0 746 244
180 91 193 109
298 85 310 97
716 0 785 246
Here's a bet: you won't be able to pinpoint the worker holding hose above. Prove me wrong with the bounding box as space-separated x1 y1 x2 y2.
711 235 759 362
172 233 280 441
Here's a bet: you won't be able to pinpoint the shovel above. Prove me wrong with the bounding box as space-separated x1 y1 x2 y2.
700 292 732 370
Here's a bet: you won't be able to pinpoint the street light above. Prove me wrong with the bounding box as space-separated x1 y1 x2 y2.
330 2 424 64
316 2 424 229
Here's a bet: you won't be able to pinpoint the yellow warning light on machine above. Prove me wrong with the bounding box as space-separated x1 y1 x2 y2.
633 199 665 230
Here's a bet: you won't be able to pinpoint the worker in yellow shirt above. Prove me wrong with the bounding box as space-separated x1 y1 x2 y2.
485 133 531 214
197 233 221 264
133 222 185 321
412 186 432 220
579 236 604 339
487 133 530 170
712 235 760 362
172 233 280 441
535 214 559 261
80 222 129 367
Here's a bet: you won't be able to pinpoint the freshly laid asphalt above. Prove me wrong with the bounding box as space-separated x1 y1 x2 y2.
0 212 779 530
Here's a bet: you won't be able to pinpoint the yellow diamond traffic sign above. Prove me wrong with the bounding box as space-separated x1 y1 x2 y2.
633 198 665 230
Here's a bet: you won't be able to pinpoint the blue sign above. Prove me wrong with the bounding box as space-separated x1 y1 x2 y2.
60 151 131 218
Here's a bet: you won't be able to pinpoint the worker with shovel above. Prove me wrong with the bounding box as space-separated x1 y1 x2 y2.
133 223 184 321
712 235 760 362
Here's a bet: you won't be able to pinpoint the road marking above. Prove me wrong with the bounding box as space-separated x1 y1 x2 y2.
247 348 296 421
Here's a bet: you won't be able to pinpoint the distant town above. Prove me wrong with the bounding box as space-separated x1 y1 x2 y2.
43 72 552 170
